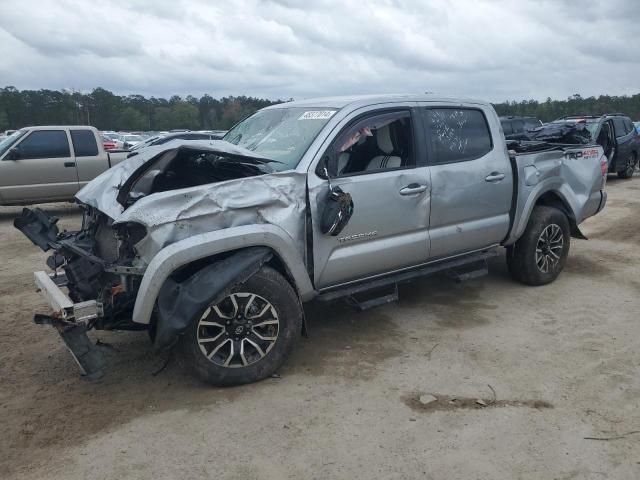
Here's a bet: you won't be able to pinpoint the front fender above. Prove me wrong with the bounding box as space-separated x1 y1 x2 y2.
132 224 315 325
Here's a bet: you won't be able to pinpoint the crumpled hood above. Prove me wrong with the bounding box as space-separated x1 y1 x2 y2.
75 139 274 220
75 139 308 265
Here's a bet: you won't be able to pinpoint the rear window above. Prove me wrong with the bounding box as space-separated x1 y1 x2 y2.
17 130 70 159
425 108 493 163
70 130 99 156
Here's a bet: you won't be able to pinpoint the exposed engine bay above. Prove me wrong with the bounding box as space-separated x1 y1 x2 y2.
16 206 145 331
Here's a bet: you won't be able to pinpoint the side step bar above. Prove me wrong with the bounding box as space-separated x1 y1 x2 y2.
347 284 399 311
317 248 498 305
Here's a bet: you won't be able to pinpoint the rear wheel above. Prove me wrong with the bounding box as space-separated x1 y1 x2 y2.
617 153 637 179
507 206 570 286
178 266 302 386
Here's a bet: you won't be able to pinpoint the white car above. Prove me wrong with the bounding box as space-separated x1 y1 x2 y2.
120 134 144 149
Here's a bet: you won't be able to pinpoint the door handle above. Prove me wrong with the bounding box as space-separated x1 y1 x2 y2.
399 183 428 195
485 172 505 182
64 162 76 168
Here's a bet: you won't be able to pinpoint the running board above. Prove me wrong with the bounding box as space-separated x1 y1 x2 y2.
317 248 499 303
445 260 489 283
347 284 399 311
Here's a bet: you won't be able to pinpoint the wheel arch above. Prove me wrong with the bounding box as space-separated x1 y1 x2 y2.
507 184 580 245
533 190 579 235
132 225 316 326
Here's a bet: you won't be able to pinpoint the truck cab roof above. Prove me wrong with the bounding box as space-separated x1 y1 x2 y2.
264 93 489 111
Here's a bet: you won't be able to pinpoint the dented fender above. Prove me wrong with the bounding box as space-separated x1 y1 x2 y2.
132 224 315 326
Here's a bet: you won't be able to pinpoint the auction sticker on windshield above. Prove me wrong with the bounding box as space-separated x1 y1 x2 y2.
299 110 336 120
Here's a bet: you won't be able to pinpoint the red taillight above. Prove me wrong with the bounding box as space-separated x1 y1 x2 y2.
600 155 608 177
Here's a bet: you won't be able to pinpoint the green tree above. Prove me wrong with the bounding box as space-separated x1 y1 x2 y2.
153 106 173 130
170 102 199 129
117 106 146 131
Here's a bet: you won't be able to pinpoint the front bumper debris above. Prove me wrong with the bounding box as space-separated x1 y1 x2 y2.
34 271 105 379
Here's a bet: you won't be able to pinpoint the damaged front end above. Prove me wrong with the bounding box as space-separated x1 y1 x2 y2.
15 206 147 379
15 141 307 380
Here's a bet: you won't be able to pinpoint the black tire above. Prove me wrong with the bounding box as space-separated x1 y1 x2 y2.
507 206 570 286
178 266 302 386
617 153 637 179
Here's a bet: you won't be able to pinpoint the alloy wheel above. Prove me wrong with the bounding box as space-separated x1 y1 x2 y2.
196 292 279 368
535 224 564 274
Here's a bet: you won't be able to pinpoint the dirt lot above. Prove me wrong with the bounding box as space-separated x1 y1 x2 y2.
1 177 639 480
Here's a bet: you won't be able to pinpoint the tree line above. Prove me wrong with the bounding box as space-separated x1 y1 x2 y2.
0 86 283 132
493 93 640 122
1 87 639 132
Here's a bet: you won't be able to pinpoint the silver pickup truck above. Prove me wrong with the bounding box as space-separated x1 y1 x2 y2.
15 94 607 385
0 126 128 205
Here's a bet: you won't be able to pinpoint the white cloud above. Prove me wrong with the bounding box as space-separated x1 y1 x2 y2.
0 0 637 101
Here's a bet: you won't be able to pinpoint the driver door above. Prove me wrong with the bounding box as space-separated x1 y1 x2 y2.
307 108 431 289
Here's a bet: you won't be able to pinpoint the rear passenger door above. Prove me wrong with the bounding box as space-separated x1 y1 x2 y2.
420 106 513 259
0 129 78 204
70 129 110 189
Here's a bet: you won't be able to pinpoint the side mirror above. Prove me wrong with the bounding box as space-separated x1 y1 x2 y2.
318 154 338 179
5 147 19 160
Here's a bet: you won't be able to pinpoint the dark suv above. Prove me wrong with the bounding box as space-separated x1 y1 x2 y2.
499 116 543 140
556 114 639 178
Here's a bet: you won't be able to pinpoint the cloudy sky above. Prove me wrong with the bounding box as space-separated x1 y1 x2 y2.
0 0 638 102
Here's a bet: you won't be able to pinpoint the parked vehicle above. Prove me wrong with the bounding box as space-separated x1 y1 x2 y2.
0 126 128 205
555 114 640 178
499 116 543 140
102 133 125 149
101 135 118 151
15 95 607 385
634 121 640 134
120 134 144 149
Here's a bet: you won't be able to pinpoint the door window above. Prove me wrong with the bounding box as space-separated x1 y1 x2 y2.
623 118 634 134
425 108 493 164
17 130 70 159
613 118 627 138
512 120 524 133
524 119 541 131
70 130 99 156
330 111 414 176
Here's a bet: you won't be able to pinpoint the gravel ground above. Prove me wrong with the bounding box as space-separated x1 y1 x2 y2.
1 177 639 480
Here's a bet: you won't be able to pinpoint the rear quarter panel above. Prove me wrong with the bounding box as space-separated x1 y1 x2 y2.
506 146 605 245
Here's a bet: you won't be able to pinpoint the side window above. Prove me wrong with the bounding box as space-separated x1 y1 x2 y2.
524 120 540 131
330 111 414 176
613 118 627 138
623 118 634 134
17 130 70 159
501 121 513 135
512 120 524 133
425 108 493 164
70 130 99 157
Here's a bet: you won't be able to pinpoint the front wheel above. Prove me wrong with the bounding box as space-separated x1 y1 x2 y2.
507 206 570 286
178 266 303 386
